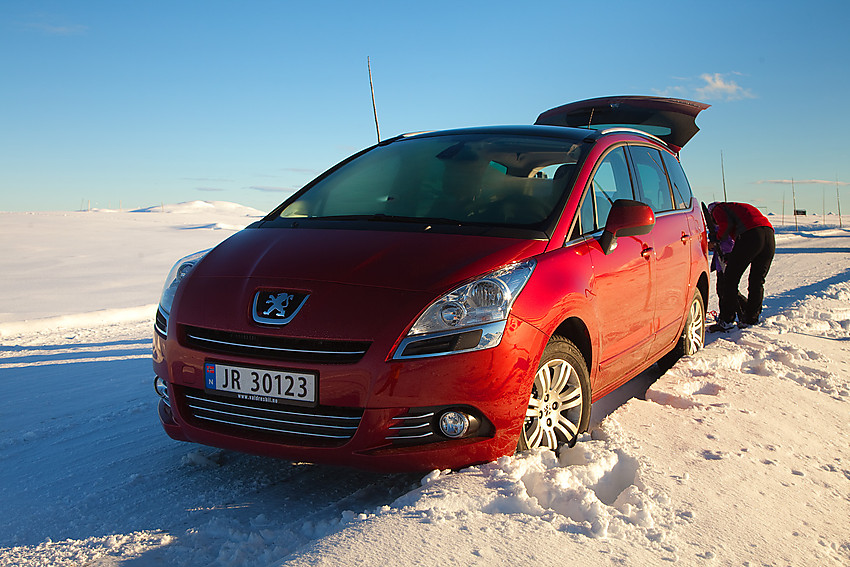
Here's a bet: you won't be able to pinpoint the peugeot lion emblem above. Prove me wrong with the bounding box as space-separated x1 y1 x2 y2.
252 290 309 325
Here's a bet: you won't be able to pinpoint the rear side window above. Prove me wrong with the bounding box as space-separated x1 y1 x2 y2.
661 151 694 209
630 146 673 213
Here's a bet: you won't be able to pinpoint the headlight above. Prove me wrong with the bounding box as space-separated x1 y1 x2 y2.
409 259 536 335
158 249 210 317
393 258 536 359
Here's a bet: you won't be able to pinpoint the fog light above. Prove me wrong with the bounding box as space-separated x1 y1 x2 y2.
439 411 470 438
154 376 170 404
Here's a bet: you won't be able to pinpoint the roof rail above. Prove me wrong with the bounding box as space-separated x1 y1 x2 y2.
597 127 669 148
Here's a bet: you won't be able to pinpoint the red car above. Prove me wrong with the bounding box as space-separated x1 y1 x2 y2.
153 96 710 472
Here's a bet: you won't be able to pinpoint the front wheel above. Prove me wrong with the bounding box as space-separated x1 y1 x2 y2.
518 337 591 452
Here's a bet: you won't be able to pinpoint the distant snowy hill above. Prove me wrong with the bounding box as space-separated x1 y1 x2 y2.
130 200 266 216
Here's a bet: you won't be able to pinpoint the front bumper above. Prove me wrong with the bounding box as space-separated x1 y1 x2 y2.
153 315 548 472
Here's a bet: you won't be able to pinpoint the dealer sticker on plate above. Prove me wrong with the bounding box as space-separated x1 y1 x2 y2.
204 362 316 405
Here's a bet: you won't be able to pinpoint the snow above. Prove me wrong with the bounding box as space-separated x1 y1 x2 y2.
0 201 263 329
1 202 848 566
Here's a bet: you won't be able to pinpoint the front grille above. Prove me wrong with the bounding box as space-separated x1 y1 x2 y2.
181 325 370 364
179 387 362 447
386 409 437 445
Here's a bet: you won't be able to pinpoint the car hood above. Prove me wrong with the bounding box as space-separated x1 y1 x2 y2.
193 226 547 294
535 95 710 152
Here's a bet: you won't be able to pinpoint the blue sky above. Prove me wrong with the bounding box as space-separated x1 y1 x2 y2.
2 0 849 215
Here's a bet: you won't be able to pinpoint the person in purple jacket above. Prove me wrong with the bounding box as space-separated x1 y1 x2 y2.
707 202 775 331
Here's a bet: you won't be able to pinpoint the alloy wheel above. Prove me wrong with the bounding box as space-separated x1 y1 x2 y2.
522 358 584 450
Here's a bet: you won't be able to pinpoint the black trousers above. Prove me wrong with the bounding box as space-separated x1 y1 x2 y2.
719 226 775 323
716 269 747 319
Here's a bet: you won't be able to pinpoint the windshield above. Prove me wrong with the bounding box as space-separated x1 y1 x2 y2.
275 133 585 229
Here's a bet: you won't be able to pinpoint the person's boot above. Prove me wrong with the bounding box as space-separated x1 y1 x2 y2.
708 318 737 333
740 313 760 326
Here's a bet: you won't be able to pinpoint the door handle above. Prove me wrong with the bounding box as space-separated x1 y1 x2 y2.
641 246 654 259
681 232 690 243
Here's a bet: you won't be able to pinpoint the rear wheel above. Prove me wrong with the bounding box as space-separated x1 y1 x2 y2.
659 288 705 369
518 337 591 451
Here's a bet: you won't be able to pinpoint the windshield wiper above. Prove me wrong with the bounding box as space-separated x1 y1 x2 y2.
308 214 465 225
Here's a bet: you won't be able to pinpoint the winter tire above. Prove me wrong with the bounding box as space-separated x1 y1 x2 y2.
518 336 591 452
660 288 705 369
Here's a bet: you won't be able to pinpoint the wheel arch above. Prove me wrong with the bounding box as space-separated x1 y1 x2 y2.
696 271 709 308
550 317 592 377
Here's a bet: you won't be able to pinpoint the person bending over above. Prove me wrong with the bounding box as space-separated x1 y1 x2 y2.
708 202 775 331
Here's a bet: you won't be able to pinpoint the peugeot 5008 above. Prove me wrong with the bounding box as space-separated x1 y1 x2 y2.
153 96 710 471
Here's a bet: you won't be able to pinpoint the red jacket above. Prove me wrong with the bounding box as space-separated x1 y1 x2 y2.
710 202 773 240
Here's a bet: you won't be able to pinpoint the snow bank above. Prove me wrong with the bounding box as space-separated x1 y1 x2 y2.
0 532 174 566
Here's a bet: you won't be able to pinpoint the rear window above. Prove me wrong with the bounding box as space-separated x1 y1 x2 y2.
661 151 694 209
630 146 674 213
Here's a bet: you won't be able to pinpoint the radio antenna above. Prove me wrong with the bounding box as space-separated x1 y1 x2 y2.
792 178 798 231
721 150 728 201
368 57 381 142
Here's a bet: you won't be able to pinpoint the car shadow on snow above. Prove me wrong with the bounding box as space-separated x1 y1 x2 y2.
116 454 424 566
589 365 662 429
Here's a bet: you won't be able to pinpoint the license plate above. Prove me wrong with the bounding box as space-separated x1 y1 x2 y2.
204 362 317 405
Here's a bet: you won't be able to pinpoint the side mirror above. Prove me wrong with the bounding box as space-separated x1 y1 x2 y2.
599 199 655 255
